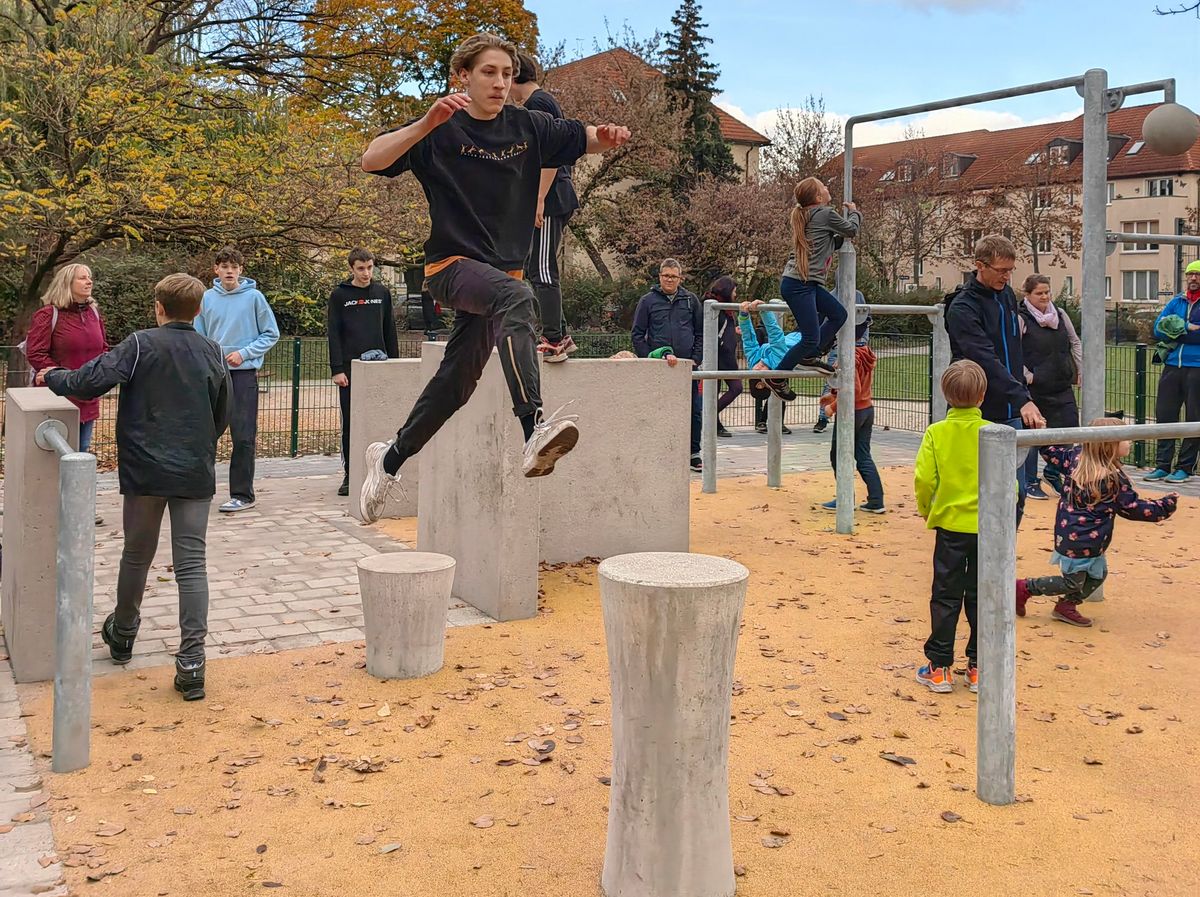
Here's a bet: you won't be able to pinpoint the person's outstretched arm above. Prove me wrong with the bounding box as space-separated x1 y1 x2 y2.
362 94 471 173
1114 477 1178 522
42 333 140 400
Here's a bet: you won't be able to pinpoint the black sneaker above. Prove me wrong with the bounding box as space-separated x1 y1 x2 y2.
690 454 703 471
717 423 732 438
101 612 139 665
813 418 828 433
174 659 206 701
797 357 835 375
754 422 767 434
766 379 798 401
337 473 349 496
1026 483 1050 501
781 424 792 435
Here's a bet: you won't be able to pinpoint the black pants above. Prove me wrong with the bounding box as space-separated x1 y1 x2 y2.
1154 365 1200 473
755 395 788 426
829 406 884 504
116 495 212 663
924 529 978 668
392 259 541 465
338 370 352 475
1026 568 1106 605
690 381 701 456
229 370 259 502
1024 387 1078 488
527 214 568 343
420 292 439 336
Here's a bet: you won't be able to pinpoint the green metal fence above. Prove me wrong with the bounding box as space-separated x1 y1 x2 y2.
0 334 1177 472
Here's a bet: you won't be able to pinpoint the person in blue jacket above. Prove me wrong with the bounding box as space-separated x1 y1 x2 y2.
1144 260 1200 483
738 299 804 425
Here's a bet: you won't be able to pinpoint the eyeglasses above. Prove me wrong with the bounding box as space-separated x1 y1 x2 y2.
660 273 681 280
981 262 1016 277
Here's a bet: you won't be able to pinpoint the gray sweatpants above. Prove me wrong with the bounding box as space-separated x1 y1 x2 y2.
114 495 212 663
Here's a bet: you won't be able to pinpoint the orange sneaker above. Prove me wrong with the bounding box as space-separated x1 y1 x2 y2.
917 663 953 693
965 664 979 694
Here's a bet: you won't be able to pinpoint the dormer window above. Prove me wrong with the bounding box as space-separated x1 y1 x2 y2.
1048 144 1070 165
941 152 977 178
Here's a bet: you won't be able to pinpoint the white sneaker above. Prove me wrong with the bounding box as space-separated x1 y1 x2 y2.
359 441 404 523
522 403 580 478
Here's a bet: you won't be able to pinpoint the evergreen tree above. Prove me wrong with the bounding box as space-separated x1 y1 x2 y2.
662 0 737 189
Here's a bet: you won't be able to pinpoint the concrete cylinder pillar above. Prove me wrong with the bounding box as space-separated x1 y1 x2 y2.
599 552 749 897
357 552 455 679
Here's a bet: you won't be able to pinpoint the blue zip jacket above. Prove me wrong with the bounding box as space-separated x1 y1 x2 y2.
945 273 1029 423
1152 293 1200 367
739 311 802 368
195 277 280 371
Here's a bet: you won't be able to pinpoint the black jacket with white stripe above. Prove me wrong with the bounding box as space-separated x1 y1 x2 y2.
45 322 231 498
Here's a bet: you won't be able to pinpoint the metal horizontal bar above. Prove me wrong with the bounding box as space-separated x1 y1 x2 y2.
707 302 941 316
692 369 829 381
844 76 1084 127
1010 421 1200 448
43 427 73 458
1107 232 1200 247
1114 78 1175 102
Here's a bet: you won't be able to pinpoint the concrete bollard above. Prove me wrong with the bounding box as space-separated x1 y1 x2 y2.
1 389 80 683
599 552 749 897
357 552 455 679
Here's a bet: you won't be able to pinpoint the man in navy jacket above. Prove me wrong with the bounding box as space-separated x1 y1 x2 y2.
631 258 704 470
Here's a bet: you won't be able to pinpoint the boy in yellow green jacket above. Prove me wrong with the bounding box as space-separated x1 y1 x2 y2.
913 360 990 695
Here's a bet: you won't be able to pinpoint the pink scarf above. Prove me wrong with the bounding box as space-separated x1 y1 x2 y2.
1024 298 1059 329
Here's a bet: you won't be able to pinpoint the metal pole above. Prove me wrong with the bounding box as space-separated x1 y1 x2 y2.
835 246 857 534
766 394 782 489
290 337 302 458
976 424 1017 806
52 450 96 773
931 304 951 422
1134 343 1148 468
701 302 719 494
1080 68 1108 426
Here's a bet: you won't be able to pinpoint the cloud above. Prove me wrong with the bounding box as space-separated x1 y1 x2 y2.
715 97 1080 148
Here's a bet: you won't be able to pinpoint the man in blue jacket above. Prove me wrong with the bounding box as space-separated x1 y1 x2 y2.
195 246 280 513
631 258 704 470
1145 260 1200 483
945 234 1045 522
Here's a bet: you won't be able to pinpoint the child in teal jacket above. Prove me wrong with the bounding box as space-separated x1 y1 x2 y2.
738 299 802 369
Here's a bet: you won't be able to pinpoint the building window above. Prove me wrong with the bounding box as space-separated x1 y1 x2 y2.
1123 270 1159 301
1105 276 1112 300
1147 177 1174 197
1066 231 1077 252
1036 233 1052 253
1048 144 1070 165
1033 189 1053 209
962 228 984 254
914 260 923 278
1024 150 1045 165
935 276 943 290
932 236 945 255
879 169 896 182
1064 276 1074 296
1106 182 1115 205
1121 220 1160 252
896 161 915 183
1127 140 1145 156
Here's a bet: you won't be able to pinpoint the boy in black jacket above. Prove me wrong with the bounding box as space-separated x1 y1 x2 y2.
327 247 399 496
945 233 1046 523
41 274 230 701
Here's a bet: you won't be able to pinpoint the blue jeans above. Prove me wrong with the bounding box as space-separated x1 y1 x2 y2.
79 420 95 453
1002 416 1027 528
829 406 884 504
777 277 848 369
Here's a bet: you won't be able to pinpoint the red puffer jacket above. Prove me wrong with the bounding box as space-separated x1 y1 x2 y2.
25 302 109 423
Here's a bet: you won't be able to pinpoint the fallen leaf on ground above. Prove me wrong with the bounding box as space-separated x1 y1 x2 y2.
940 811 962 823
471 816 494 829
378 843 403 855
879 752 916 766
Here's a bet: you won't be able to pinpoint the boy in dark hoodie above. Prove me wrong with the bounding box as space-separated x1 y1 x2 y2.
41 274 230 700
944 233 1046 523
195 246 280 513
327 247 399 496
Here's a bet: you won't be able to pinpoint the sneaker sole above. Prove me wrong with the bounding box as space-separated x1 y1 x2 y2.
859 506 887 515
543 352 568 363
219 503 256 513
359 443 392 522
1051 611 1092 627
968 683 979 694
1025 493 1050 500
524 425 579 478
916 676 952 694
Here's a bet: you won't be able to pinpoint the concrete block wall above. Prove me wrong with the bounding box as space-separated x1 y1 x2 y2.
348 358 427 520
1 389 80 683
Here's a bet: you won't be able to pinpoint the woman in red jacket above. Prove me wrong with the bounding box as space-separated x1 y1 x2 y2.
26 263 109 451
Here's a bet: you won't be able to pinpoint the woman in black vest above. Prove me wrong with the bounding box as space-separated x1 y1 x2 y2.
705 276 742 437
1018 274 1081 498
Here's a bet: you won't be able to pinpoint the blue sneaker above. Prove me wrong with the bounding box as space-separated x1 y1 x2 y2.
1143 468 1170 481
1165 469 1190 484
218 497 256 513
821 499 837 510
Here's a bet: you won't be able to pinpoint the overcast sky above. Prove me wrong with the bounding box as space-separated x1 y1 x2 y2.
529 0 1192 145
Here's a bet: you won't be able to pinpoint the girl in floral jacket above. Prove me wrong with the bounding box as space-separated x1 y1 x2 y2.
1016 417 1178 627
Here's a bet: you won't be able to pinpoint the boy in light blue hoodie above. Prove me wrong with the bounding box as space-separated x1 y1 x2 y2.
738 299 803 408
195 246 280 512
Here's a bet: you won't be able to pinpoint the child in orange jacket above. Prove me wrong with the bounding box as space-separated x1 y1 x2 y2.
819 315 884 513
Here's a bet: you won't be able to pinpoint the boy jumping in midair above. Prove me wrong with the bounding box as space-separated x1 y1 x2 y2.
357 33 630 522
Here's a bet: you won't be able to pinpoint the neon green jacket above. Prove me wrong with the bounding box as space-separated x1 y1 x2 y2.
914 407 989 534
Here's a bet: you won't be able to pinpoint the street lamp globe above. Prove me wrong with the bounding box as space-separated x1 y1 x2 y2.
1142 103 1200 156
